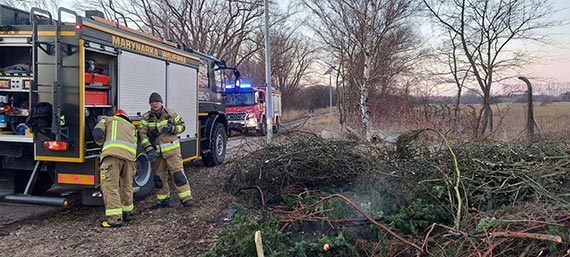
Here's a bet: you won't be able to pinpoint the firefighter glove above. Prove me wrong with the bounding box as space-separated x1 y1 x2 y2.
161 124 175 134
149 128 160 138
147 149 157 162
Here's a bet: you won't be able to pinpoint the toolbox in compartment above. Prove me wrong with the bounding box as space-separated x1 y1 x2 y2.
85 73 110 86
85 91 108 105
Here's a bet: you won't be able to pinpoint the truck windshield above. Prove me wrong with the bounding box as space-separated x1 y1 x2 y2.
225 92 255 107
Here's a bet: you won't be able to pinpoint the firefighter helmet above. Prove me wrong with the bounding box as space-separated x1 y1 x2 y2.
113 109 128 117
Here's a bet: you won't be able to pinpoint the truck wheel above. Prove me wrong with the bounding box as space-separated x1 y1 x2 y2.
202 122 226 167
272 118 280 133
133 153 154 200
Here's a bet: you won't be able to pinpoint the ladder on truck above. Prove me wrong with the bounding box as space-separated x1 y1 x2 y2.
30 7 79 142
1 8 81 206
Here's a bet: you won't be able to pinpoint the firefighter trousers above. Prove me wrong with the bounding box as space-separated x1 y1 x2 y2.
100 156 136 225
152 154 192 203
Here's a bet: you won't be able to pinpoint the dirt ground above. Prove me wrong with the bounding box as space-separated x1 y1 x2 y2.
0 161 235 257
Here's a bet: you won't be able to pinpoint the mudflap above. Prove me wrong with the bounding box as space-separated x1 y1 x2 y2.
0 172 15 195
81 188 104 206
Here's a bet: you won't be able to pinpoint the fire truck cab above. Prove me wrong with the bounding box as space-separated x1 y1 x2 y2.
224 82 282 136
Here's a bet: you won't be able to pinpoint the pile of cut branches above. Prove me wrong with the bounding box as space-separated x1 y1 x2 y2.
226 131 388 203
210 130 570 256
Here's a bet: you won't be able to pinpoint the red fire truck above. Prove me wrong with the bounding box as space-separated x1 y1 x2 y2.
225 83 282 136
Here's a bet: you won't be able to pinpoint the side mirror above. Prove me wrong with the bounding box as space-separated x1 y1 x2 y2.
258 91 265 103
233 69 241 80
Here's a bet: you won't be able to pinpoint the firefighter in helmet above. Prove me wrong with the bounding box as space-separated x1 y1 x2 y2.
92 109 137 228
139 92 193 209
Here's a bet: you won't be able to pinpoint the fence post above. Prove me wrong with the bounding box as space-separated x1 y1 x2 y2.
518 77 534 142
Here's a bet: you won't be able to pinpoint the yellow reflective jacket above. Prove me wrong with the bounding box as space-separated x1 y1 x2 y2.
138 108 185 159
95 116 138 162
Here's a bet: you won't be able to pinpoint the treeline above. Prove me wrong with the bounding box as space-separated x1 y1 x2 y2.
423 92 570 105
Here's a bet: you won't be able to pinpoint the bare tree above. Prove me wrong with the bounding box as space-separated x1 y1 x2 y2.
302 0 418 139
423 0 559 137
82 0 266 66
233 5 319 108
427 31 473 132
249 30 318 101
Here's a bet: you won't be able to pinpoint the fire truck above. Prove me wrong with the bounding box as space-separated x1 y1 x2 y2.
225 82 282 136
0 5 237 205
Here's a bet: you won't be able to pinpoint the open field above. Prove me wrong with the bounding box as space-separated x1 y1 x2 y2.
361 102 570 142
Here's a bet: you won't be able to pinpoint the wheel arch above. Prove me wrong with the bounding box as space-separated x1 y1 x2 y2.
200 112 227 151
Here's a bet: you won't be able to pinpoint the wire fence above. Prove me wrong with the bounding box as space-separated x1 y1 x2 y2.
342 99 570 142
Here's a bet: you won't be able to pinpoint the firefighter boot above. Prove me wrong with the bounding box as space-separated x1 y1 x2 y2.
100 220 122 228
150 198 171 209
122 212 133 222
181 199 193 207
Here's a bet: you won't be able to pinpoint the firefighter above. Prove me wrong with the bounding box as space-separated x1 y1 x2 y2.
139 92 193 209
92 109 137 228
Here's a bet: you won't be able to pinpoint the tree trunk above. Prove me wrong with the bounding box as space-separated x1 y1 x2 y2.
478 91 493 137
361 53 371 139
454 88 462 132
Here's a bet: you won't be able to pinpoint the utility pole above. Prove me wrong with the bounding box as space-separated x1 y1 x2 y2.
264 0 273 143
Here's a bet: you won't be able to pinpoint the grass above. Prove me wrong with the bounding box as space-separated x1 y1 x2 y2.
284 102 570 142
297 112 341 135
455 102 570 141
282 107 331 122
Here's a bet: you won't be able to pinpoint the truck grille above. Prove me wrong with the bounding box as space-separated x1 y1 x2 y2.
227 113 246 120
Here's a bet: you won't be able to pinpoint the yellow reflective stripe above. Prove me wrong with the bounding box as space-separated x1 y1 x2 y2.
106 208 122 216
157 142 180 153
141 138 149 145
157 120 169 127
103 143 136 154
140 120 148 125
148 122 156 127
178 190 192 199
176 125 184 133
157 194 170 200
111 120 117 140
122 204 134 212
174 115 181 122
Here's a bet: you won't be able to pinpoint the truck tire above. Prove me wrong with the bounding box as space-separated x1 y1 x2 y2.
202 122 226 167
133 152 154 200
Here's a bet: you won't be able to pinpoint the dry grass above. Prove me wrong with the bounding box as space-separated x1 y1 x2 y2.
282 107 331 122
458 102 570 141
294 102 570 142
296 112 341 135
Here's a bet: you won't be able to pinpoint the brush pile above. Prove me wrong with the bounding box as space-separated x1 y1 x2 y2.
208 131 570 256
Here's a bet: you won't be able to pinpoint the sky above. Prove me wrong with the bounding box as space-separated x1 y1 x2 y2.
521 0 570 83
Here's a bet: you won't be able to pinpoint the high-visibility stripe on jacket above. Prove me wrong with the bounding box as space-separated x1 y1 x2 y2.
95 116 138 161
138 108 185 159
